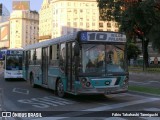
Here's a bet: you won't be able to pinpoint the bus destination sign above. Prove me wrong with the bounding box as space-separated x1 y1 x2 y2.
80 32 126 42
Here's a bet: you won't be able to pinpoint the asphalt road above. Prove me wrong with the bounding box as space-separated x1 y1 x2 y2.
0 69 160 120
129 72 160 88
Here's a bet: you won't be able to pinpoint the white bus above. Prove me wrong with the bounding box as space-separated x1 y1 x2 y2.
3 48 23 80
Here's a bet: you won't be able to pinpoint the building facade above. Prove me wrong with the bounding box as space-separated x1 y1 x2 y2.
0 3 10 22
0 21 10 49
10 10 39 48
39 0 119 41
0 4 10 49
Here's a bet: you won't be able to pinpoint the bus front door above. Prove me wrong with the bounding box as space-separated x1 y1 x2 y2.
42 47 48 85
66 43 75 92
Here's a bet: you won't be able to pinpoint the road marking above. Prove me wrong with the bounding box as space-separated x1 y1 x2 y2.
13 88 29 95
104 117 126 120
149 81 160 83
82 98 160 111
36 98 159 120
27 98 160 120
105 93 144 98
144 108 160 111
129 81 150 85
17 96 75 108
141 117 160 120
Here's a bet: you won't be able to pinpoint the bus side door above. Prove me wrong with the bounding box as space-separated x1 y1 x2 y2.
66 42 75 91
42 47 48 85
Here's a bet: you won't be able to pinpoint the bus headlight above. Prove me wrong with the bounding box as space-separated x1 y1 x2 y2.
86 82 91 87
80 77 92 88
80 78 87 84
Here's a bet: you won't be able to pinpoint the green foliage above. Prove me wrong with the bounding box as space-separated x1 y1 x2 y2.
129 85 160 95
97 0 160 67
127 43 141 60
97 0 160 44
148 24 160 50
97 0 124 22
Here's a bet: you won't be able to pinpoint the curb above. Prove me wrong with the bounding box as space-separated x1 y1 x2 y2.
129 72 160 76
129 90 160 98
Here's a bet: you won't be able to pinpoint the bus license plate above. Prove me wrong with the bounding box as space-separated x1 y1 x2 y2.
105 87 118 93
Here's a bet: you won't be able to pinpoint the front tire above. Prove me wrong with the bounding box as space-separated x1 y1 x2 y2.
56 79 65 97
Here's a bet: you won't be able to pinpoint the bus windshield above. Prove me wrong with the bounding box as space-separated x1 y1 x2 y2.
80 44 126 76
6 55 23 70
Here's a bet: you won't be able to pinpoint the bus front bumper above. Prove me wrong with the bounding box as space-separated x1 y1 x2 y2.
76 87 128 95
5 74 23 79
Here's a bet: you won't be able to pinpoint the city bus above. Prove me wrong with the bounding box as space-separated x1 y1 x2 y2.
23 31 129 97
3 48 23 80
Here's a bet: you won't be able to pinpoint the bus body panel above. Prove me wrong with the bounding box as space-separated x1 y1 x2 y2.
47 67 66 90
28 65 42 85
23 31 129 96
4 70 23 79
74 76 128 95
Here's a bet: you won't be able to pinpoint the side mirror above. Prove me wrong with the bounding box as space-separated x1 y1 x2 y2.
74 43 80 56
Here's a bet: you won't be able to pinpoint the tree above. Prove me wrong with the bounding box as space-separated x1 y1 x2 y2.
97 0 160 68
127 43 141 65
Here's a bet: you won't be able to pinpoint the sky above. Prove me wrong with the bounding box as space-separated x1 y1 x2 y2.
0 0 43 12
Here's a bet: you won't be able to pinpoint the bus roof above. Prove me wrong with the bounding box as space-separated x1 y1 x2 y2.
24 31 126 51
24 32 77 50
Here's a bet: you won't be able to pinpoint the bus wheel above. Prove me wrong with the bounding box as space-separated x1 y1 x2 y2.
56 79 65 97
30 75 36 88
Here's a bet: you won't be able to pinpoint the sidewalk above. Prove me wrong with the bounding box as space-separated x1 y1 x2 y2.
129 72 160 81
129 72 160 89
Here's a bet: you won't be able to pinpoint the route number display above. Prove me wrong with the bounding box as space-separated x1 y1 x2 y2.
80 32 126 42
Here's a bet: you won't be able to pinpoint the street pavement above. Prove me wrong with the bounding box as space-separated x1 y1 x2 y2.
0 68 160 120
129 72 160 89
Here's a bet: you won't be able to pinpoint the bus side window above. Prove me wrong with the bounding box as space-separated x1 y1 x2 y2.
59 43 66 71
49 44 59 66
33 50 37 61
36 48 42 65
28 51 31 64
30 49 36 65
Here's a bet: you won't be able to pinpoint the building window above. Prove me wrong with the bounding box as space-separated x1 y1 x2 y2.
80 9 83 13
74 22 77 27
107 23 111 27
67 22 70 26
86 23 89 28
80 18 83 21
68 2 71 6
99 23 103 27
74 9 77 14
